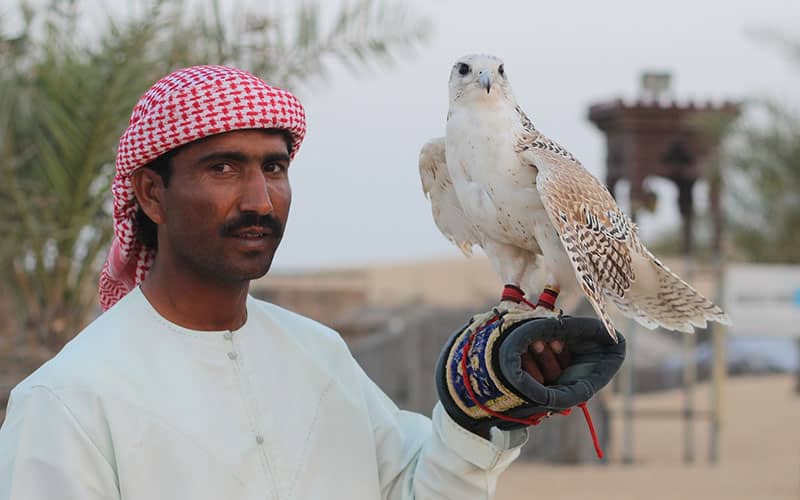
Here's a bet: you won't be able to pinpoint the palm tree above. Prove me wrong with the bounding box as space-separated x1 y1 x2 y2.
725 100 800 263
718 31 800 263
0 0 430 363
648 33 800 265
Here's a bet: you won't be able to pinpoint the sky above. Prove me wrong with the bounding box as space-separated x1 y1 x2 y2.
271 0 800 271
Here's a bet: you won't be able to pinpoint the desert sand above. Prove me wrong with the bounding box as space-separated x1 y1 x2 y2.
496 374 799 500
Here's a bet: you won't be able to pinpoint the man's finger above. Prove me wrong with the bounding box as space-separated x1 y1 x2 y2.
530 341 561 384
549 340 572 369
521 351 544 384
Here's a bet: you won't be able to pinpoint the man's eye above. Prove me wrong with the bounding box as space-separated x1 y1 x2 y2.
211 163 234 173
263 163 286 174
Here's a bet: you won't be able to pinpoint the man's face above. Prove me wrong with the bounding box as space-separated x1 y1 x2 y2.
159 129 292 284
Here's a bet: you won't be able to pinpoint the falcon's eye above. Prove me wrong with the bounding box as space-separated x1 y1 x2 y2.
498 64 505 77
458 63 471 76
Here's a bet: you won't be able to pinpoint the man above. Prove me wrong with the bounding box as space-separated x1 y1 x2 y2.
0 65 579 499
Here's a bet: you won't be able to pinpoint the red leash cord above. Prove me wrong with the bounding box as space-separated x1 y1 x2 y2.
578 402 604 459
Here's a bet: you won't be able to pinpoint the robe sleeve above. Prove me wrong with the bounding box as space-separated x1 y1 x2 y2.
359 365 528 500
0 385 120 500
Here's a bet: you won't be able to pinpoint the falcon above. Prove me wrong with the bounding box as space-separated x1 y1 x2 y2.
419 54 730 341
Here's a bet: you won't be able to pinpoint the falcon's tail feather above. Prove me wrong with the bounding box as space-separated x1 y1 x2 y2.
611 251 730 334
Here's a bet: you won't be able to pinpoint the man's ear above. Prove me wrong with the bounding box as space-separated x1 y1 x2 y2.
131 169 166 225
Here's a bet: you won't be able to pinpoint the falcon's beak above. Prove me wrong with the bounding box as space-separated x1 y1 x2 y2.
478 72 492 94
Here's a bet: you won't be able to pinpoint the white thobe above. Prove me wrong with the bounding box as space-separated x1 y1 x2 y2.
0 287 526 499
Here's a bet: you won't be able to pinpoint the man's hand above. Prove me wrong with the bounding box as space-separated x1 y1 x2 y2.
521 340 571 384
436 315 625 438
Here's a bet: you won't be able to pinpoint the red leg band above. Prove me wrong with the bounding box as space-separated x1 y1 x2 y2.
502 285 538 309
501 284 525 303
536 287 559 311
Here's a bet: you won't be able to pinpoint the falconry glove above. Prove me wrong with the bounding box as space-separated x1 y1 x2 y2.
436 310 625 457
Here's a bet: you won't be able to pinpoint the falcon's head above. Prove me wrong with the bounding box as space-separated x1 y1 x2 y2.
448 54 514 105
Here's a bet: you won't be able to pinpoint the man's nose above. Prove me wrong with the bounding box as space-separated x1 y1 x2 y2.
239 169 273 215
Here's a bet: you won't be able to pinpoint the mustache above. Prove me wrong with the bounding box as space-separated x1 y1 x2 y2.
220 212 284 238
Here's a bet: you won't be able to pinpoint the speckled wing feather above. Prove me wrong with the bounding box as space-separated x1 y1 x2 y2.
514 108 729 339
609 247 731 333
516 124 630 340
419 138 480 256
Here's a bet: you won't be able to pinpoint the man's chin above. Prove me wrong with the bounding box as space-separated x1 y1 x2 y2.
242 255 276 280
246 264 272 280
229 242 280 280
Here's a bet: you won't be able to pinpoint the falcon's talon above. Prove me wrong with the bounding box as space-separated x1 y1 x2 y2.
496 300 517 310
493 307 509 319
503 303 534 314
523 305 565 325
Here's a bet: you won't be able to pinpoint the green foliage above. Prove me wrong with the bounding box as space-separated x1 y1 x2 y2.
722 30 800 263
726 100 800 262
224 0 432 89
649 34 800 265
0 1 176 350
0 0 430 353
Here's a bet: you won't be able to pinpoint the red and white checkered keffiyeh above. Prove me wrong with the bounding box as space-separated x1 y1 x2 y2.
98 65 306 311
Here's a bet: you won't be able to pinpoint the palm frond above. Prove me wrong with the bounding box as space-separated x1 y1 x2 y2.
234 0 431 89
1 0 431 352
